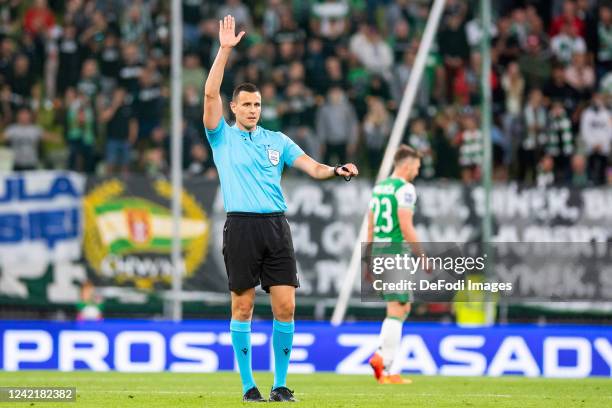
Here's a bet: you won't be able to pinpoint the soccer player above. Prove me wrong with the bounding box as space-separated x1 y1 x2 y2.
367 145 424 384
203 16 358 402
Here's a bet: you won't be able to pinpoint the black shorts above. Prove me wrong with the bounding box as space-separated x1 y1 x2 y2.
222 212 299 293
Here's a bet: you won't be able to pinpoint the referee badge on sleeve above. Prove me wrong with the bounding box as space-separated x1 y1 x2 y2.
268 149 280 166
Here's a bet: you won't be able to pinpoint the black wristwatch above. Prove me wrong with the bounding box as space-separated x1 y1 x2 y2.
334 164 352 182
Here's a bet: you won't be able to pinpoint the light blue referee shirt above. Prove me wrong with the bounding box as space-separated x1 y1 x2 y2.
205 118 305 213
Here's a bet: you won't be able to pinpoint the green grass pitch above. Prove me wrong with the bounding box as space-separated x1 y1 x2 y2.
1 371 610 407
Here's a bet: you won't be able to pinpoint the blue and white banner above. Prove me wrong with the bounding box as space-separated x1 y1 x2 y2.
0 172 86 303
1 320 611 378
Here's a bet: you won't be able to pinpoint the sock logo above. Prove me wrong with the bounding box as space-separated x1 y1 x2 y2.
241 347 248 355
283 347 289 355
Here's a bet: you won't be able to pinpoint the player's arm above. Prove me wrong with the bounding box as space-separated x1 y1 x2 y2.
292 154 358 180
203 15 245 130
398 208 423 257
395 184 425 257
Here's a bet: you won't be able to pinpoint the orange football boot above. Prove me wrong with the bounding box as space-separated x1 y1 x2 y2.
379 374 413 384
368 352 384 381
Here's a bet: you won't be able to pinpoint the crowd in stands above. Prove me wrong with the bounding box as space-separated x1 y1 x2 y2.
0 0 610 186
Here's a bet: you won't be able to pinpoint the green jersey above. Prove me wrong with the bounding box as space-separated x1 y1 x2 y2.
369 177 417 242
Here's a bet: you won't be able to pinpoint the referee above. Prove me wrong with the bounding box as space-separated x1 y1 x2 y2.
203 16 358 403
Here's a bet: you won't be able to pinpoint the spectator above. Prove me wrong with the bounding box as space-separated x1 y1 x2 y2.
23 0 56 37
466 10 498 49
389 19 413 63
550 0 585 38
100 87 136 175
456 114 483 183
97 31 121 91
501 61 525 147
1 107 56 171
502 61 525 116
550 22 586 65
259 82 283 131
315 56 346 96
0 85 13 127
519 88 547 183
438 10 470 101
362 96 391 174
118 42 144 96
519 35 552 90
144 126 168 176
183 85 203 132
367 75 394 111
0 1 19 36
121 3 151 46
432 109 460 179
66 89 96 173
80 10 108 54
408 118 435 179
274 8 306 46
310 0 349 40
303 37 326 91
8 54 35 107
0 38 15 84
570 153 590 187
287 126 319 162
536 154 555 188
262 0 283 39
492 115 511 180
282 79 315 129
76 281 103 321
56 24 81 95
187 141 216 179
135 66 164 141
546 101 574 182
452 52 481 105
494 16 521 67
77 59 101 104
564 52 595 99
580 93 611 185
544 64 579 115
349 23 394 78
218 0 252 31
596 4 612 79
183 0 204 49
316 86 358 164
197 19 218 70
393 49 435 110
182 53 206 92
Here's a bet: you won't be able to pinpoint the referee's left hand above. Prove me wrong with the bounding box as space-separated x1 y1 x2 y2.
337 163 359 179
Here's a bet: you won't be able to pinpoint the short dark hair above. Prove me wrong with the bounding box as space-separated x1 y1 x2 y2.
394 144 421 165
233 82 260 101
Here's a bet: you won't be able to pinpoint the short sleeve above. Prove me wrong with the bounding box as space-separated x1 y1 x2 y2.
281 132 305 167
204 117 227 148
395 183 416 210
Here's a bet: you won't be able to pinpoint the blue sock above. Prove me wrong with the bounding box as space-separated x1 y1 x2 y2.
272 319 295 389
230 320 256 393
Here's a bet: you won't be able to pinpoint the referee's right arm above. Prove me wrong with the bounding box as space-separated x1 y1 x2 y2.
203 15 245 130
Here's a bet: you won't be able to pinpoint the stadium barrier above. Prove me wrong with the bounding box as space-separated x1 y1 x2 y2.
1 320 611 378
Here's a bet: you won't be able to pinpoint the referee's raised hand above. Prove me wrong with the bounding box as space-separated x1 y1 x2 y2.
219 15 245 49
